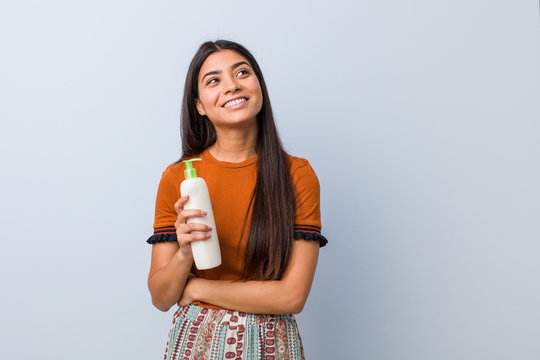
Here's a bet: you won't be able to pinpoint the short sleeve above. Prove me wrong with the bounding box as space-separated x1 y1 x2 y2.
146 167 179 245
292 160 328 247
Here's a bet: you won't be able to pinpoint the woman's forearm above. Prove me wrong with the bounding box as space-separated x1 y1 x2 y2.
148 251 193 312
190 278 304 314
182 240 319 314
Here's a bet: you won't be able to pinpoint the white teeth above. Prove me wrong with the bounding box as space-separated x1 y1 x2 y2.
224 98 247 107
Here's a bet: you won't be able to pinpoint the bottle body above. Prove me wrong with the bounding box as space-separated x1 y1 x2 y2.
180 177 221 270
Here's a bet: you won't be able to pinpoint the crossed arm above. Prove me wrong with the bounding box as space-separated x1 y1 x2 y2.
148 239 319 314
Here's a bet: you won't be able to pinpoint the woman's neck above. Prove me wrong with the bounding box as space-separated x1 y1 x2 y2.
208 122 258 163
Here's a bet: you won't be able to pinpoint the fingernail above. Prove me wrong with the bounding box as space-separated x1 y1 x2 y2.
201 210 208 215
207 226 212 231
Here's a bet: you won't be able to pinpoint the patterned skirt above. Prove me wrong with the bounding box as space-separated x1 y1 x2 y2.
163 304 305 360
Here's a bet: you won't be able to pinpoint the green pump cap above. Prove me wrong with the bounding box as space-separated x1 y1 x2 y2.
183 158 202 179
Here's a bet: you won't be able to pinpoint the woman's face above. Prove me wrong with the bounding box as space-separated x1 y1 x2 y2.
195 49 263 129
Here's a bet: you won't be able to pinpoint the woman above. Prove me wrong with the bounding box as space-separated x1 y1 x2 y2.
147 39 328 360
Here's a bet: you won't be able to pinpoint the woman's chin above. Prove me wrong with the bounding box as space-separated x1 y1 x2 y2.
212 116 258 129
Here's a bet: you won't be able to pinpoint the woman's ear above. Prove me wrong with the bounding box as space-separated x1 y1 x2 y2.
195 99 206 116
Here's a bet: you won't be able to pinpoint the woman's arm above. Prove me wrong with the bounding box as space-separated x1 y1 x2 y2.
179 239 320 314
148 242 193 312
148 195 212 312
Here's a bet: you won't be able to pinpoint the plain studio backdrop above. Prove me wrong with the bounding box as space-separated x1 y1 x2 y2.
1 1 539 359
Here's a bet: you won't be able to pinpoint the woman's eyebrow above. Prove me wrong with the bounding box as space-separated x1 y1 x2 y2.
201 61 250 82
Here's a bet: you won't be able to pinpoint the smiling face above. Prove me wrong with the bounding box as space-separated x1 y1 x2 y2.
195 49 263 129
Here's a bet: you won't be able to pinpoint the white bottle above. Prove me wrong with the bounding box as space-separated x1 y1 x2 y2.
180 158 221 270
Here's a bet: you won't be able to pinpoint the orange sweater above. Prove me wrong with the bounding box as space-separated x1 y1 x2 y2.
147 148 327 309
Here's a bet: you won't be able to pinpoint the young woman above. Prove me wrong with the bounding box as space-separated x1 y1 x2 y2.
147 39 328 360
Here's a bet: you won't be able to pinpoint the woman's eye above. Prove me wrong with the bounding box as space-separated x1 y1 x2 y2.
206 70 248 85
237 69 249 76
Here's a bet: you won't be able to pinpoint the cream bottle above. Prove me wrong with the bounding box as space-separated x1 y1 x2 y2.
180 158 221 270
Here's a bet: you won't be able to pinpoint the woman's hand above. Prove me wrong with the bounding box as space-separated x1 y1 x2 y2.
177 273 198 307
174 195 213 258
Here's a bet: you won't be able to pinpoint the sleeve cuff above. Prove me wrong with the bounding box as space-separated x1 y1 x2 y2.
293 224 328 247
146 226 177 244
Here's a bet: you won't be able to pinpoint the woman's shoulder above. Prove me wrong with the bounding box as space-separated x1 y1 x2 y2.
162 161 184 177
286 152 309 167
285 152 318 179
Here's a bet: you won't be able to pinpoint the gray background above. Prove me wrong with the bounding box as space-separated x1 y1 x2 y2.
1 0 539 359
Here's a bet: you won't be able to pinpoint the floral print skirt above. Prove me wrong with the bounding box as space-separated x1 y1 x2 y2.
163 304 305 360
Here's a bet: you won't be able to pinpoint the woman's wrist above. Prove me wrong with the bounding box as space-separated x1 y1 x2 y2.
174 247 193 263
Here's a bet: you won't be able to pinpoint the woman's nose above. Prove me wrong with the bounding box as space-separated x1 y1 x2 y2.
225 76 241 92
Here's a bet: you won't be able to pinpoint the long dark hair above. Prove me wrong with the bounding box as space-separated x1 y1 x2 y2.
177 40 296 281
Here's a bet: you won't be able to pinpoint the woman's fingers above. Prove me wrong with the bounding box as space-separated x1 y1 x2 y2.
175 210 208 229
174 196 208 224
178 232 212 244
178 222 212 234
174 195 213 252
175 226 212 249
179 209 208 222
177 223 212 242
174 195 189 213
175 195 207 217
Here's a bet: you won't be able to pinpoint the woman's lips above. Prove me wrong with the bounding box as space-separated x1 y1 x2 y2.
223 98 248 110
